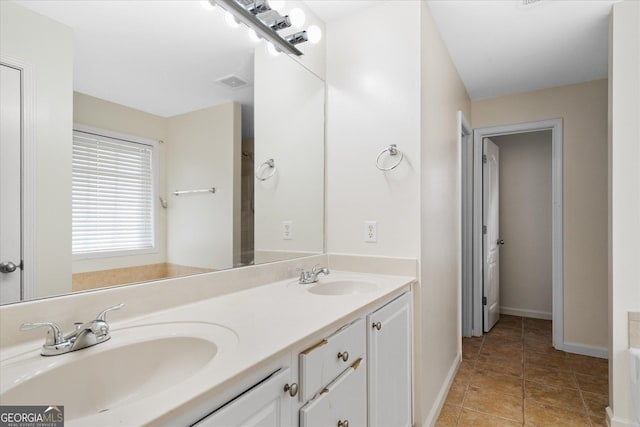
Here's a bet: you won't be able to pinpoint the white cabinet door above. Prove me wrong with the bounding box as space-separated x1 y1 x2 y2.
194 368 293 427
367 292 412 427
300 358 367 427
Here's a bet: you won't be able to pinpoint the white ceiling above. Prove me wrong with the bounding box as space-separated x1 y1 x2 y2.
426 0 617 100
16 0 258 133
16 0 618 122
303 0 381 24
306 0 616 100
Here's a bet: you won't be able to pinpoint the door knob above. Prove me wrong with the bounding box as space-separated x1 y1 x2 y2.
372 321 382 331
283 382 298 397
497 239 505 245
337 351 349 362
0 261 19 273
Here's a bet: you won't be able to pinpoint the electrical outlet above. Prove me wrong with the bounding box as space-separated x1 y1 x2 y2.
364 221 377 243
282 221 293 240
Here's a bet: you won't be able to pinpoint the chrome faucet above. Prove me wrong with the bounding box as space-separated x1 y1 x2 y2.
20 303 124 356
299 264 330 284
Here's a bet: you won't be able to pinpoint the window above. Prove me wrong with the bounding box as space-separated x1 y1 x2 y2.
72 128 157 257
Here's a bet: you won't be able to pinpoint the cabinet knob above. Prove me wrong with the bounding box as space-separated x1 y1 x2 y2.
337 351 349 362
338 420 349 427
283 382 298 397
372 321 382 331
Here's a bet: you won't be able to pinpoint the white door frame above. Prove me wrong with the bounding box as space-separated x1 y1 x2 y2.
472 119 563 350
458 112 473 338
1 56 36 301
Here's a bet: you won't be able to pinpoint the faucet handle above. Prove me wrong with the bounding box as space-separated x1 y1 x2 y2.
20 322 65 346
311 264 330 274
96 303 125 322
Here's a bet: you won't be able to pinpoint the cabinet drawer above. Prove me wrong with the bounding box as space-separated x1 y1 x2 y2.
300 358 366 427
299 318 365 402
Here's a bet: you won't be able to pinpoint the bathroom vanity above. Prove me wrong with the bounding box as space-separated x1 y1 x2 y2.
194 290 412 427
0 267 414 427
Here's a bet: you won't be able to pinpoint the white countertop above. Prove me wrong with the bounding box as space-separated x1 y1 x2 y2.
0 271 414 426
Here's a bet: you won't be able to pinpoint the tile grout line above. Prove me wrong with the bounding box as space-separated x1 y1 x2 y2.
457 335 483 426
575 369 595 427
457 333 484 426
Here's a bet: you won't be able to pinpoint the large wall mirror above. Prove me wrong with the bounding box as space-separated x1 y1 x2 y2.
0 0 325 305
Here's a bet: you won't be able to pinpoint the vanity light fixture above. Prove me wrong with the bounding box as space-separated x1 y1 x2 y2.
209 0 318 56
286 30 308 46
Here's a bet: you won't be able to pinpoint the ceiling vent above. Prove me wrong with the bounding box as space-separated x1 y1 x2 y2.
216 74 249 89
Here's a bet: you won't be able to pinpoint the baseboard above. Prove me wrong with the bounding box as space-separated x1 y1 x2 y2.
500 306 552 320
422 353 461 427
607 406 639 427
562 341 609 359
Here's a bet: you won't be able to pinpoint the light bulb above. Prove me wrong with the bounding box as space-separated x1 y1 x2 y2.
200 0 215 11
307 25 321 43
248 29 260 42
269 0 285 11
225 11 240 28
289 8 305 27
267 42 280 56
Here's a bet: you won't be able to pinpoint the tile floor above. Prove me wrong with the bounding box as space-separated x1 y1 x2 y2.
436 315 609 426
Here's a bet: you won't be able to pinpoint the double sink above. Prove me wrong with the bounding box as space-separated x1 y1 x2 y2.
0 274 382 424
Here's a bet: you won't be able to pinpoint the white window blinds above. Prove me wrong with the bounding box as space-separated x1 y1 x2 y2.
72 130 155 256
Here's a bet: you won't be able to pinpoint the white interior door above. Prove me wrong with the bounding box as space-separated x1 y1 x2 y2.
483 138 500 332
0 64 23 304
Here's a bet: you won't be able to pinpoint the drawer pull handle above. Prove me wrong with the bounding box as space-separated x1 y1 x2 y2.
337 351 349 362
338 420 349 427
284 382 298 397
373 321 382 331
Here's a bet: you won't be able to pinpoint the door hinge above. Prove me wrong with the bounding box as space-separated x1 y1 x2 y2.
482 225 487 234
482 154 487 164
482 296 487 306
19 260 24 271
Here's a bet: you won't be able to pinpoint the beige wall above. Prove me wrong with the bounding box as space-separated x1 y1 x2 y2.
492 131 552 319
72 92 168 273
608 1 640 425
1 2 73 298
472 79 609 351
420 2 472 424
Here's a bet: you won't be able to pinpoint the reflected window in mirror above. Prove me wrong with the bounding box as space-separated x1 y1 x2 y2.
71 128 158 258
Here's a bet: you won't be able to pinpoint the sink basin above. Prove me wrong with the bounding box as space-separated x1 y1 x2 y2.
0 322 237 421
307 279 381 296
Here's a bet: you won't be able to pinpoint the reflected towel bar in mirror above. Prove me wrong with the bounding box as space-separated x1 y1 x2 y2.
172 188 216 196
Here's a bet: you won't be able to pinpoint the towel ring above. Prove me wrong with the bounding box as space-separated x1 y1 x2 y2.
376 144 404 171
256 158 276 181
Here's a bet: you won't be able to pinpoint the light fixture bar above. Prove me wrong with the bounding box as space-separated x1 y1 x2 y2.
210 0 303 56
